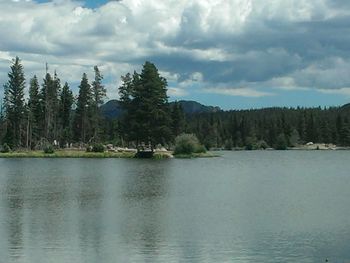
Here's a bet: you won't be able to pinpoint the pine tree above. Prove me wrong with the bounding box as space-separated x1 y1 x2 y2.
91 66 106 141
3 57 26 148
41 72 60 142
118 62 171 150
59 82 74 146
74 73 92 143
171 101 185 138
118 72 134 143
28 75 42 148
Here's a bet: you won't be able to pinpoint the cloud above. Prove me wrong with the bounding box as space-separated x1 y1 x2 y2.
0 0 350 101
318 87 350 96
167 87 188 97
203 87 274 98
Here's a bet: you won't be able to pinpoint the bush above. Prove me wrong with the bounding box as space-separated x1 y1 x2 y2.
43 144 55 154
224 139 233 150
1 143 11 153
245 136 257 150
91 143 105 153
194 144 207 153
275 134 288 150
256 140 269 150
174 133 206 155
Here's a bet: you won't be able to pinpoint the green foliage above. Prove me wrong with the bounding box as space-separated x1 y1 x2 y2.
256 140 269 150
27 75 43 148
171 101 185 138
59 82 74 145
275 133 288 150
3 57 26 148
91 66 106 140
1 143 11 153
174 133 206 155
43 144 55 154
194 144 207 153
74 73 92 143
224 139 233 150
289 129 300 147
245 136 257 150
118 62 171 148
41 72 61 142
88 143 105 153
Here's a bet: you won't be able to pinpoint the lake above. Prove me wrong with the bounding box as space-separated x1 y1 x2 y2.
1 151 350 263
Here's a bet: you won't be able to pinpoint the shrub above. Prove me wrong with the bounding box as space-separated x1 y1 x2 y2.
43 144 55 154
1 143 11 153
174 133 206 155
275 134 288 150
194 144 207 153
245 136 257 150
91 143 105 153
224 139 233 150
256 140 269 150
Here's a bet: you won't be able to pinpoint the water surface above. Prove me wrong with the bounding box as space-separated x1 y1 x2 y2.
1 151 350 262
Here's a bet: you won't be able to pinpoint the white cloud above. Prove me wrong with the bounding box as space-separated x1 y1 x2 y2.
0 0 350 102
318 87 350 96
168 87 188 97
203 87 275 97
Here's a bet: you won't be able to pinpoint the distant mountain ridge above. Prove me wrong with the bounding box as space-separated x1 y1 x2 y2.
100 99 221 119
170 100 221 114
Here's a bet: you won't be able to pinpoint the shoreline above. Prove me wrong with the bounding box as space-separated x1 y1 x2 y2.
0 145 349 159
0 150 220 159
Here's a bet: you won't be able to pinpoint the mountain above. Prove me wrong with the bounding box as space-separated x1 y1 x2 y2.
169 100 221 114
100 100 124 119
100 100 221 119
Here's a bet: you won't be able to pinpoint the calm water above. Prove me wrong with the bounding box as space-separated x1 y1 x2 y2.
1 151 350 263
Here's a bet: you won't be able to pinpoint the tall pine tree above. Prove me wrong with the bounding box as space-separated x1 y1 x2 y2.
3 57 26 148
28 75 42 148
59 82 74 146
91 66 106 141
119 61 171 150
74 73 92 143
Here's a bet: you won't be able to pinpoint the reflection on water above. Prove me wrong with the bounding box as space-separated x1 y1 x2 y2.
121 161 168 259
1 152 350 262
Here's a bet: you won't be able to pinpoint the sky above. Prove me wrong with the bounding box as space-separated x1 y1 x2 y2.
1 0 350 110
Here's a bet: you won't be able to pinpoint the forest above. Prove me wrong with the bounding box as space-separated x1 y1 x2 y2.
1 57 350 151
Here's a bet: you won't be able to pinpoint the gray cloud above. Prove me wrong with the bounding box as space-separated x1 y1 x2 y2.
1 0 350 99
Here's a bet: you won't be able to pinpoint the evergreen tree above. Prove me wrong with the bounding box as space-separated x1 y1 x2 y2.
41 72 60 142
3 57 26 148
74 73 92 143
91 66 106 141
171 101 185 138
28 75 42 148
59 82 74 146
118 72 135 143
119 62 171 150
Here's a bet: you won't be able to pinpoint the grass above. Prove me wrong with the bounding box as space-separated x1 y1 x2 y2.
0 150 136 158
0 150 219 159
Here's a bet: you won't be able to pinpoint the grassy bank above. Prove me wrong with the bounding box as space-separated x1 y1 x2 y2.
0 150 136 158
0 150 220 159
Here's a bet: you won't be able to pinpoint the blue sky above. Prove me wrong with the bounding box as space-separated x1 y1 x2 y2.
1 0 350 110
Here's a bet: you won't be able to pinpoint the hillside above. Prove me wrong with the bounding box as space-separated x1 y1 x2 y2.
100 100 221 119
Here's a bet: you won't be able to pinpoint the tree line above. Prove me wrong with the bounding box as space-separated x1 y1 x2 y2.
0 57 181 151
182 105 350 150
1 56 350 151
0 57 106 149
